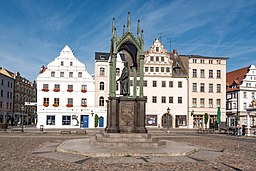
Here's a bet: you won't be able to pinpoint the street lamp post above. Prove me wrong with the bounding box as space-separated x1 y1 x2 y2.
21 106 24 132
167 107 170 133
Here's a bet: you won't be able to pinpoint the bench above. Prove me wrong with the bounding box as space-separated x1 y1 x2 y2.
75 130 87 134
60 130 71 134
0 129 7 133
11 128 24 133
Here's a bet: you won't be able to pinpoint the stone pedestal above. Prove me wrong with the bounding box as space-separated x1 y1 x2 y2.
106 96 147 133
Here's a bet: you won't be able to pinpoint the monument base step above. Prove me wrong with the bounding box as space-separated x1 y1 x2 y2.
89 133 166 147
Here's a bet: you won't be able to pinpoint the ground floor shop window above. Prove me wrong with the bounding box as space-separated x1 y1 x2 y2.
146 115 157 126
175 115 187 127
193 115 203 128
46 115 55 125
62 115 71 125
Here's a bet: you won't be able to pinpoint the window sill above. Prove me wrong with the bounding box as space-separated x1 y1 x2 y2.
67 89 73 92
81 90 87 93
42 88 49 92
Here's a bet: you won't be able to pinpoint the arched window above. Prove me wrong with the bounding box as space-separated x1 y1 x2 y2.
99 96 104 106
99 82 104 90
100 67 105 76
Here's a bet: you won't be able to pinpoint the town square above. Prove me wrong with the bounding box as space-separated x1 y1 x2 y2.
1 0 256 170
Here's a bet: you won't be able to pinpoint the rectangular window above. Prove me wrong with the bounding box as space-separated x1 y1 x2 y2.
156 56 159 61
200 69 205 78
169 97 173 103
81 98 87 106
169 81 173 88
51 71 55 77
70 62 73 66
153 81 157 87
166 67 170 72
252 92 255 99
192 69 197 77
161 96 166 103
150 67 154 72
192 98 197 107
150 56 154 61
217 84 221 93
178 97 182 104
161 56 164 61
61 61 64 66
68 98 73 105
200 59 205 63
209 84 213 92
243 92 247 99
209 60 213 64
60 72 64 77
0 90 3 97
176 115 187 126
192 83 197 92
243 102 247 109
143 80 147 87
209 99 213 108
217 99 221 107
68 85 73 91
200 98 205 107
46 115 55 125
78 72 82 78
152 96 157 103
43 84 48 89
209 70 213 78
193 59 197 63
43 98 49 106
54 98 59 106
200 83 205 92
145 67 148 72
62 115 71 125
178 81 182 88
81 85 87 91
161 67 165 72
69 72 73 78
155 67 159 72
162 81 166 87
116 68 120 76
217 70 221 78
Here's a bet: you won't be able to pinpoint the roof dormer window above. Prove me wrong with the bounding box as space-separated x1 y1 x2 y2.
156 47 159 52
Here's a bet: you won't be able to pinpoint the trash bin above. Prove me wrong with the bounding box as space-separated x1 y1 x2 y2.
40 125 44 132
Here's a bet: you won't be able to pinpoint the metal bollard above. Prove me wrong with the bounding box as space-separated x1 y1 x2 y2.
40 125 44 132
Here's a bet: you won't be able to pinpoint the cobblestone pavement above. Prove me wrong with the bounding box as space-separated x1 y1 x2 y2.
0 131 255 171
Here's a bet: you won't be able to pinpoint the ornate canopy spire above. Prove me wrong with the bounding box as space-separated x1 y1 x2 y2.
112 17 116 37
137 19 140 39
127 11 131 32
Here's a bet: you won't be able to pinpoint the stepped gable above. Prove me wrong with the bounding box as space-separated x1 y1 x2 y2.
226 66 249 92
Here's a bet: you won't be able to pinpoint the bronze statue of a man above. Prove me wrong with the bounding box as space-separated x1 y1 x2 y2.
117 61 130 96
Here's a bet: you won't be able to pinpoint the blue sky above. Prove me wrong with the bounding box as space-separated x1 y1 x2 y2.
1 0 256 81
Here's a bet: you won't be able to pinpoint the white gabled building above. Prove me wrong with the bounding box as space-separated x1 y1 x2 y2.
36 45 95 129
144 39 188 128
226 65 256 127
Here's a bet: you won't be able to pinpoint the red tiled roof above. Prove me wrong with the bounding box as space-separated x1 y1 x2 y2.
226 66 249 91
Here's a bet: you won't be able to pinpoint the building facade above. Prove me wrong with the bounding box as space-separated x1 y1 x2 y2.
36 45 95 128
226 65 256 127
0 67 14 124
185 55 228 128
144 39 188 128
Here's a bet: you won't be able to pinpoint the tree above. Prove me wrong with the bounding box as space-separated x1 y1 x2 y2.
94 114 99 128
204 113 209 129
